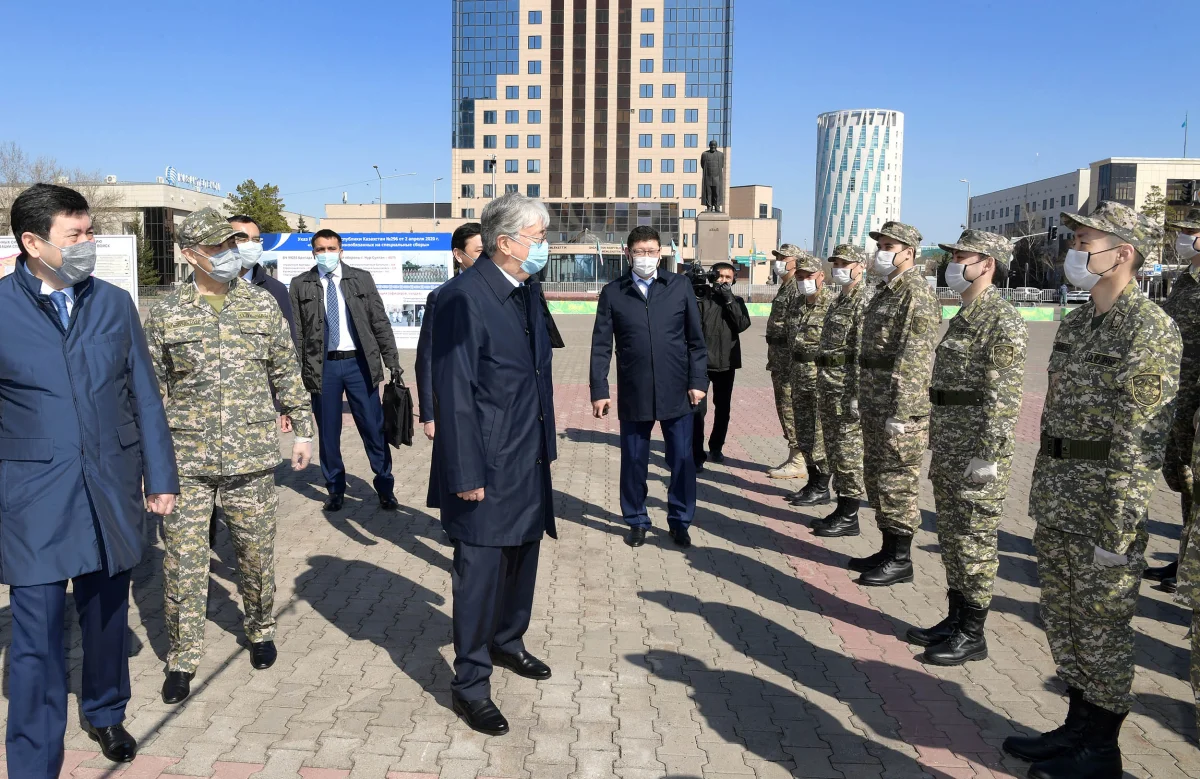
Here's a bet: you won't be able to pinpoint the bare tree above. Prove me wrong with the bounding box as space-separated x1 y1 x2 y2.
0 141 125 236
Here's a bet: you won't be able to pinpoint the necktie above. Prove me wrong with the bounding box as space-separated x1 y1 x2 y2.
49 291 70 331
325 273 339 349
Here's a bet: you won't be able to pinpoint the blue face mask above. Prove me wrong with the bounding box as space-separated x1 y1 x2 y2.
315 250 340 274
512 235 549 275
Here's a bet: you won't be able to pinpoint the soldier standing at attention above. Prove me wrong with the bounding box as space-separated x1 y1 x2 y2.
145 208 314 706
765 245 805 479
785 253 836 506
850 222 940 586
1148 207 1200 593
1003 202 1179 779
811 244 870 537
907 231 1026 666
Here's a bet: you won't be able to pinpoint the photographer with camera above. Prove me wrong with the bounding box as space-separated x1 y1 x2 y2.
689 261 752 469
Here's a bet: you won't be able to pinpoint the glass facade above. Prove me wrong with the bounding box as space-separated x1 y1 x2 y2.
662 0 734 147
1097 163 1137 207
452 0 521 150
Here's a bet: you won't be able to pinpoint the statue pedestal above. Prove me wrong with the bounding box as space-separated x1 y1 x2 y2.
696 211 731 266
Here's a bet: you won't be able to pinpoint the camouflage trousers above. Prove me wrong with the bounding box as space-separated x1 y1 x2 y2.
861 413 929 536
1164 417 1196 564
791 380 826 472
819 398 864 498
1033 523 1147 715
771 371 798 449
164 470 279 673
931 477 1003 608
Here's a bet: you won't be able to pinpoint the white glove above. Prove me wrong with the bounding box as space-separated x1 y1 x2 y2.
964 458 998 485
847 398 860 420
884 417 906 436
1093 546 1128 568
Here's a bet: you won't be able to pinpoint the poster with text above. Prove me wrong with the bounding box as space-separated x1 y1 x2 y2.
264 232 452 349
0 235 138 309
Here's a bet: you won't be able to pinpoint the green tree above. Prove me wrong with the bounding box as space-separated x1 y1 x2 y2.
1140 185 1168 263
128 219 160 286
296 215 309 233
223 179 291 233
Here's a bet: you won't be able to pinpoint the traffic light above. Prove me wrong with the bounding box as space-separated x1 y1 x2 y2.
1049 225 1058 241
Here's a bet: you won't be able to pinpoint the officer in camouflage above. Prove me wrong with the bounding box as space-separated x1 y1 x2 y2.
145 208 314 706
810 244 870 537
765 244 805 479
907 230 1026 667
785 252 836 505
1003 201 1179 779
1149 207 1200 593
850 221 941 587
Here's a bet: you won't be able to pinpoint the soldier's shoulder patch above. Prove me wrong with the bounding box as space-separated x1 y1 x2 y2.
1130 373 1164 407
911 316 932 335
991 342 1017 369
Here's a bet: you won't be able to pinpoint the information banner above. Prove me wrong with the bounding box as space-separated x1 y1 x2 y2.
264 232 453 350
0 235 139 309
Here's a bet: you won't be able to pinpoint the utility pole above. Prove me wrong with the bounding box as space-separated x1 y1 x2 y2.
373 165 382 232
433 177 443 226
959 178 971 229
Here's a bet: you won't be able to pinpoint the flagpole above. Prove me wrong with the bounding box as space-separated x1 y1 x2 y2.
1185 112 1189 158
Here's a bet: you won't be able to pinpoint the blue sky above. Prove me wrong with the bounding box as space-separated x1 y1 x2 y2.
6 0 1195 246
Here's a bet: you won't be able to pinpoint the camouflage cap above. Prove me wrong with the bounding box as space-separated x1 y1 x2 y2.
772 243 804 259
937 229 1013 269
1060 200 1163 264
793 252 823 273
828 243 866 263
177 207 247 249
868 221 922 248
1166 207 1200 231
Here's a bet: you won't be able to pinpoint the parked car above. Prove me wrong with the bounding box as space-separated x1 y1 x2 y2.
1066 288 1089 304
1012 286 1042 306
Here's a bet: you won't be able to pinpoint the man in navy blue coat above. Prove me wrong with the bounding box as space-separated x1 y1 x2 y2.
0 184 179 775
428 194 556 737
590 226 708 549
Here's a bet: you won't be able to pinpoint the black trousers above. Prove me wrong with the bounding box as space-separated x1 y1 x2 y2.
451 539 541 700
693 369 737 464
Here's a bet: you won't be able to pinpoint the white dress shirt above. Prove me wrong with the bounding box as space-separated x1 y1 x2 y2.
320 262 356 352
24 263 75 315
634 269 657 298
496 263 522 288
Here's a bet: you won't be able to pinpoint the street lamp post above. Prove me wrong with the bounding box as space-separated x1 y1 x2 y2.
489 155 497 199
959 178 971 230
433 177 443 226
373 165 383 232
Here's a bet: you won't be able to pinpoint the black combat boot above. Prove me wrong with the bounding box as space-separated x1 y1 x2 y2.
922 602 988 665
1003 687 1088 762
906 590 963 647
1143 559 1177 582
858 532 913 586
848 531 892 573
1027 701 1125 779
789 471 832 506
813 496 860 537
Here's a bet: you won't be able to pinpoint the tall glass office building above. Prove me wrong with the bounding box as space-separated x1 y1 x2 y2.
813 109 904 259
451 0 734 249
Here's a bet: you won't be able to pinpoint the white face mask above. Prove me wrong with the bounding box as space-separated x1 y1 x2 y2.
830 267 856 286
873 250 897 276
237 241 263 269
1063 246 1120 291
632 257 658 278
944 262 975 294
1176 233 1200 261
799 278 818 296
773 260 787 276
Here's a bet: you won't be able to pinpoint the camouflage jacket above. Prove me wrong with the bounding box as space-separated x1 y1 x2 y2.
1029 281 1181 553
929 286 1028 487
765 276 798 373
145 279 312 478
817 282 870 415
859 267 942 419
1161 264 1200 432
790 285 836 389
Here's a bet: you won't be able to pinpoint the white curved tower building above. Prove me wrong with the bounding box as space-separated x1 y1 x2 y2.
813 109 904 258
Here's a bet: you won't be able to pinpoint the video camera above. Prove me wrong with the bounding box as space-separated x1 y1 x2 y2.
681 260 719 288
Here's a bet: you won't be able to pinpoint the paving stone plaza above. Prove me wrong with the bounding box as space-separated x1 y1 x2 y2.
10 315 1199 779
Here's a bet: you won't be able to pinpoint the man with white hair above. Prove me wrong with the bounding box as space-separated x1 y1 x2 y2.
428 192 558 736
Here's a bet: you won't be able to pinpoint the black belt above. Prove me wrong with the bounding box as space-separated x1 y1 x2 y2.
327 350 358 361
861 356 895 370
792 354 818 364
929 389 986 406
817 354 849 367
1039 435 1111 460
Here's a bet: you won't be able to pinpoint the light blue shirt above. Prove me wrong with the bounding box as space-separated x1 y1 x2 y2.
634 270 657 298
320 263 356 352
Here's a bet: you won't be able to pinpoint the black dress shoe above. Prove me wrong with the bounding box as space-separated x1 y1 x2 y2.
1161 576 1178 594
709 450 724 463
323 493 344 512
627 527 647 547
249 640 277 669
85 721 137 763
379 494 400 510
669 527 692 548
491 648 552 680
161 671 194 704
452 695 509 736
1143 559 1177 581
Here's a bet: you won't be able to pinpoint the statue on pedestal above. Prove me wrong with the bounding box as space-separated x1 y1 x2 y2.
700 141 725 212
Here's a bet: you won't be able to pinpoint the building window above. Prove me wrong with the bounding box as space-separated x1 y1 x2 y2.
461 159 475 174
661 134 675 148
683 184 696 198
1069 193 1075 205
528 10 542 23
483 184 494 198
662 84 676 98
505 184 519 194
527 159 541 173
505 134 519 148
483 111 497 124
638 184 652 198
639 84 654 98
662 109 675 123
461 184 475 198
638 159 652 173
1042 216 1047 228
461 208 475 218
528 85 541 99
527 135 541 148
738 234 744 248
683 159 697 173
684 134 698 148
639 109 653 122
641 8 654 22
683 234 688 247
639 134 653 148
527 184 541 197
506 86 519 100
484 135 497 149
527 110 541 124
759 204 768 219
685 109 698 123
505 159 519 173
528 35 542 49
728 235 734 249
483 158 496 173
506 110 519 123
683 209 697 218
661 184 674 198
639 59 654 73
1043 198 1048 210
640 33 654 47
528 60 542 74
661 159 675 173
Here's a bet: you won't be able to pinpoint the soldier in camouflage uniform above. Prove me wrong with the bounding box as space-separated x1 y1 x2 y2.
144 208 314 705
849 222 941 587
1148 207 1200 592
765 244 805 479
906 230 1026 667
785 253 836 505
1003 202 1179 779
810 244 870 537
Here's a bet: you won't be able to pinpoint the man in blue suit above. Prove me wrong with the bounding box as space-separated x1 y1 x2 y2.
590 226 708 549
429 193 556 737
0 184 180 776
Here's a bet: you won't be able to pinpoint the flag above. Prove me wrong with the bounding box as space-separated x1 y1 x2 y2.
1184 116 1189 129
594 237 604 265
671 239 679 257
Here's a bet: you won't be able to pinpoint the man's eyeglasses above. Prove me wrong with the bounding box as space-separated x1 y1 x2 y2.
629 251 659 258
235 236 264 244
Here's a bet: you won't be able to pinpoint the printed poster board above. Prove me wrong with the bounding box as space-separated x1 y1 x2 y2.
0 235 139 309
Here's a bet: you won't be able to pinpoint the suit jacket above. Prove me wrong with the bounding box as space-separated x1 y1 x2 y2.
590 269 708 422
427 257 557 546
0 262 179 585
288 262 401 392
247 263 297 342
